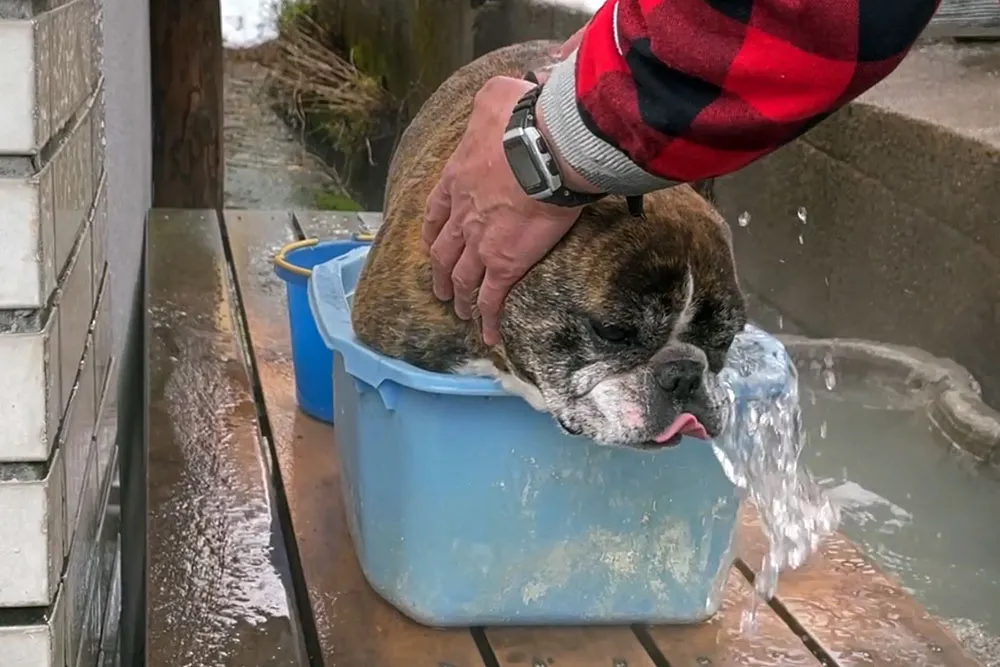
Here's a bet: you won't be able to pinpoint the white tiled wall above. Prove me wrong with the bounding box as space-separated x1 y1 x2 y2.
0 0 119 664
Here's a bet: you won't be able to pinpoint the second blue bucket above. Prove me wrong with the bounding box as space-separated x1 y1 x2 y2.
274 236 372 423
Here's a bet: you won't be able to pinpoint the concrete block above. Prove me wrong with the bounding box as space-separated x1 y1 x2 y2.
0 88 101 310
0 311 60 462
77 453 118 667
94 356 117 495
91 173 108 305
91 85 106 197
61 333 96 550
0 19 40 153
0 586 65 667
0 448 65 607
0 0 99 154
98 539 121 667
92 269 112 427
59 222 94 414
53 97 96 279
65 408 103 667
47 0 98 137
0 173 52 309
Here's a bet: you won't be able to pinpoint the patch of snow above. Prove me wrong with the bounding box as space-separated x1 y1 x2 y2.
222 0 281 49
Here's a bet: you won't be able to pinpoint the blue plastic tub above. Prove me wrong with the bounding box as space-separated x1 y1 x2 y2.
309 246 795 627
273 236 372 423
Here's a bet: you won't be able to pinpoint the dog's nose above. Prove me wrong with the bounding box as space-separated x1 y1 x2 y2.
656 358 705 399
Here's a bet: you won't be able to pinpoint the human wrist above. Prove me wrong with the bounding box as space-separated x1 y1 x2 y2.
535 97 603 195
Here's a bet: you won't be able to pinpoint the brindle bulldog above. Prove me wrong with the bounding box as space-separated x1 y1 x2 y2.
352 41 746 449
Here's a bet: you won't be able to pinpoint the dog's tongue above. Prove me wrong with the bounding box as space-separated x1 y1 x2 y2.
654 413 709 444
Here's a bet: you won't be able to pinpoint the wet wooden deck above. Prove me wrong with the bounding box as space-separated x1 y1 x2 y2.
145 208 986 667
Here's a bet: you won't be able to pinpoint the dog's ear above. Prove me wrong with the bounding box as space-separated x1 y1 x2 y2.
716 212 734 247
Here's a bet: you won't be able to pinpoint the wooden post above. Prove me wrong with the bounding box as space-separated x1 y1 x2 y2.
149 0 224 209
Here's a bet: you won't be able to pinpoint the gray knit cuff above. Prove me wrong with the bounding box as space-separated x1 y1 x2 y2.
537 50 677 196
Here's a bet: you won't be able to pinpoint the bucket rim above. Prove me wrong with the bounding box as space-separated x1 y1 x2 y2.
274 238 318 278
274 234 377 281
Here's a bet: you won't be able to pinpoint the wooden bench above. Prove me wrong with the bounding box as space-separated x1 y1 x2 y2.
145 208 986 667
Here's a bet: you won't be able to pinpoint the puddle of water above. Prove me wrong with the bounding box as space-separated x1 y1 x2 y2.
795 365 1000 664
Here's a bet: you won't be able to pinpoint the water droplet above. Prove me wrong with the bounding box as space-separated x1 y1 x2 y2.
797 206 808 223
777 314 784 330
738 211 751 227
819 421 827 439
823 369 837 390
798 234 804 245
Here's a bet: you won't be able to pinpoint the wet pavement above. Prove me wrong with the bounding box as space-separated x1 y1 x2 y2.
223 51 339 210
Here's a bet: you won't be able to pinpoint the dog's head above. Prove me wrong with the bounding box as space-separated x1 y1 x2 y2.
499 189 746 449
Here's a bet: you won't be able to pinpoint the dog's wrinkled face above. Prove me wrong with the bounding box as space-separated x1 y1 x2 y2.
499 193 746 449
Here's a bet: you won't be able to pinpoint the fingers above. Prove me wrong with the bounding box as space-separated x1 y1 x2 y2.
428 218 465 302
422 179 452 251
477 271 512 347
450 246 486 321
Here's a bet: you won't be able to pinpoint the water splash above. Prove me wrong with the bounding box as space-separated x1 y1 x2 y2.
797 207 808 224
714 326 840 629
738 211 751 227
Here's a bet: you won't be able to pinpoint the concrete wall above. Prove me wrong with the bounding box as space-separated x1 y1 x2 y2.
712 43 1000 406
0 0 149 662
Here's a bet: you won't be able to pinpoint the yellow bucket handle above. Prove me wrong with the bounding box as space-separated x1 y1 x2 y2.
274 232 376 278
274 238 319 277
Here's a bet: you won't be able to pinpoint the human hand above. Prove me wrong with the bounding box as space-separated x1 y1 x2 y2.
422 76 584 347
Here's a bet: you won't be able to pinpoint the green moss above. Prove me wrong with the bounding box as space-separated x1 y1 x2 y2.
347 39 387 82
314 190 362 211
277 0 312 31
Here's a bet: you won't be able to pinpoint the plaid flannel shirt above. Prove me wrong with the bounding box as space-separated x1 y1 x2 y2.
538 0 941 194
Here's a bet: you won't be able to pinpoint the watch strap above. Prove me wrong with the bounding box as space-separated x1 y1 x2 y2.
508 84 607 208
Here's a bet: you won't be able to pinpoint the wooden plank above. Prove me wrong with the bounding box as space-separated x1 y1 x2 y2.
737 505 985 667
222 209 486 666
150 0 223 208
488 627 656 667
292 211 361 240
292 210 384 241
145 210 305 666
646 567 821 667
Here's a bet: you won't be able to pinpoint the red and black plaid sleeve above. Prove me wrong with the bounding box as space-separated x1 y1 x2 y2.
537 0 941 194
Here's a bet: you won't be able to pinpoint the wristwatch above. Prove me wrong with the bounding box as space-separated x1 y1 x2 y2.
502 84 606 208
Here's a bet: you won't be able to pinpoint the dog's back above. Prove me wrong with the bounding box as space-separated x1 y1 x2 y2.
353 41 561 369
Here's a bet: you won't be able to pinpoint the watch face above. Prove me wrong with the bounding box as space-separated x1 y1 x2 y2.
504 137 545 194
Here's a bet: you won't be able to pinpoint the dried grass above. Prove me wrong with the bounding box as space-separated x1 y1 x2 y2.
267 13 389 149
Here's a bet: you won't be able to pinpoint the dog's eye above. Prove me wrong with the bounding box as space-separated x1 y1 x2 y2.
590 320 633 344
